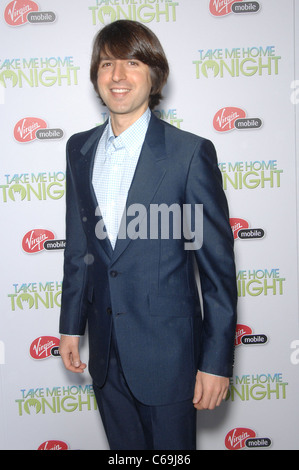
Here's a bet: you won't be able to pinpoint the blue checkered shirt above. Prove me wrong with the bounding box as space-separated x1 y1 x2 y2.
92 108 151 248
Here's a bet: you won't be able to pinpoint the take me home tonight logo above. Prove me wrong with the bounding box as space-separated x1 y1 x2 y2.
8 281 62 312
15 385 97 416
89 0 179 25
193 46 281 79
0 57 80 89
0 172 65 203
219 160 283 190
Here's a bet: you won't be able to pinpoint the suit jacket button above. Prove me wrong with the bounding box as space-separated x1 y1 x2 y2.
107 307 112 315
110 270 118 278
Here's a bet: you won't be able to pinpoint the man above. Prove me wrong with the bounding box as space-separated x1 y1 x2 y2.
59 20 237 450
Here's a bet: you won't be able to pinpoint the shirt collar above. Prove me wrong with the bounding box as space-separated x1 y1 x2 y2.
105 108 151 157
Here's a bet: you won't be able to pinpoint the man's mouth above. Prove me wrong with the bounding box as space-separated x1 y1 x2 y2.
111 88 130 94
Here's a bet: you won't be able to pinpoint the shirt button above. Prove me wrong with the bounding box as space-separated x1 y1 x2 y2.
110 270 118 278
106 307 112 315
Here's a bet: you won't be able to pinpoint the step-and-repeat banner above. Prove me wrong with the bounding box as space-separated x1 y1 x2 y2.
1 0 298 450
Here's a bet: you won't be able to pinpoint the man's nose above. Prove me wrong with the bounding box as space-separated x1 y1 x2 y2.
112 61 126 81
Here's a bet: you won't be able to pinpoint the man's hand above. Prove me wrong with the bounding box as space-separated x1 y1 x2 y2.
193 370 229 410
59 335 87 373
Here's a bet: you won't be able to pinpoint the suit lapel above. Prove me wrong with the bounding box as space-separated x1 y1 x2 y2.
111 114 168 265
79 122 114 259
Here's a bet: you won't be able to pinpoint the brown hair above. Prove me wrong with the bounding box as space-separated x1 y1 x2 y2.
90 20 169 109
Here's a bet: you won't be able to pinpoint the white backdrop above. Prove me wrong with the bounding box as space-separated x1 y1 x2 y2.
1 0 299 450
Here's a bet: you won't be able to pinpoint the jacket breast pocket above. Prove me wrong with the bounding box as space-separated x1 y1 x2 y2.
149 292 200 318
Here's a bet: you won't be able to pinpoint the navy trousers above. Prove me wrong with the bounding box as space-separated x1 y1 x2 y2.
93 326 197 450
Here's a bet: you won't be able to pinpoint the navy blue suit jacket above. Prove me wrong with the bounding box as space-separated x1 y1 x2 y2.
59 112 237 406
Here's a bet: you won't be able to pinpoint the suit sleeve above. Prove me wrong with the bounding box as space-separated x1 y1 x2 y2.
185 138 237 377
59 138 89 336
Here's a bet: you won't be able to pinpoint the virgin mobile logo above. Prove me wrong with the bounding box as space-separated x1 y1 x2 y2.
22 229 55 253
230 218 249 240
225 427 256 450
230 218 265 241
30 336 60 360
235 324 268 346
225 428 271 450
213 108 262 132
235 324 252 346
38 440 69 450
5 0 38 25
14 117 64 143
4 1 56 26
210 0 260 16
14 117 46 142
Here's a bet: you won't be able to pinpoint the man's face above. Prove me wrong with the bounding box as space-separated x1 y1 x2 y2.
97 55 152 128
